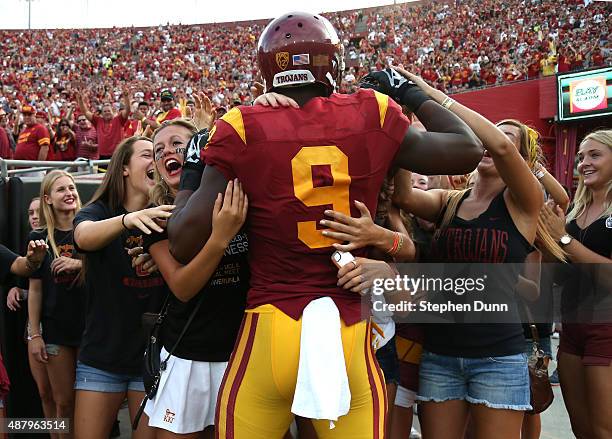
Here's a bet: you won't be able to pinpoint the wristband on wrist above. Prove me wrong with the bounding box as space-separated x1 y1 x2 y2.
179 165 204 192
386 232 403 256
27 333 42 341
121 213 128 230
391 233 404 257
534 166 545 180
401 88 431 112
441 96 455 110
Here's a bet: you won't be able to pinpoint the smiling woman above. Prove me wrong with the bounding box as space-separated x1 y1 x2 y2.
540 129 612 439
151 119 199 205
26 170 84 433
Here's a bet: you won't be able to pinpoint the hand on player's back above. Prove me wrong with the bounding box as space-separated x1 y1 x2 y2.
211 179 248 247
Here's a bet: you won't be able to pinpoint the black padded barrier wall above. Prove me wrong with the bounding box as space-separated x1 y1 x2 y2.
1 175 101 437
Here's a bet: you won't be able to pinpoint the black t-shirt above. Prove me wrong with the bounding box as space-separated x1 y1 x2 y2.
426 190 532 358
144 229 249 362
562 215 612 322
29 229 85 347
0 244 18 283
74 200 165 375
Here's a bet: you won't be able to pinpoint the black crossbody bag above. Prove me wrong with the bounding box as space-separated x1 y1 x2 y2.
133 293 205 430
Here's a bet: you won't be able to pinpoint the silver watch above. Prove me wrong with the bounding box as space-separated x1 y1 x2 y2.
559 234 572 246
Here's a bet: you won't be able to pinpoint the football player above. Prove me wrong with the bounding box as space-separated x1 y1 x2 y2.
168 12 483 439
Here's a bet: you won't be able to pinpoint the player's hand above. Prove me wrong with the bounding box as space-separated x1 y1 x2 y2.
26 240 48 267
320 200 385 252
359 67 408 99
29 336 48 364
50 256 82 275
211 179 248 247
253 93 299 109
337 257 395 296
359 67 430 112
192 91 216 130
6 287 23 311
123 205 175 235
183 128 209 171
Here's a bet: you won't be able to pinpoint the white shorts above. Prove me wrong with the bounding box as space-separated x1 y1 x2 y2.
395 384 417 409
145 348 228 434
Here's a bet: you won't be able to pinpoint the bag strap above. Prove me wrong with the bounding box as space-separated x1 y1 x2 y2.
521 300 542 353
132 292 205 431
159 292 205 370
156 293 172 325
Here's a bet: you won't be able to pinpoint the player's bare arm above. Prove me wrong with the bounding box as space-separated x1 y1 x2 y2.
167 128 229 264
397 100 483 174
168 165 228 263
360 67 483 175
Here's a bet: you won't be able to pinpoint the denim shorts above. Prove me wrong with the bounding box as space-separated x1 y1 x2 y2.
74 361 145 393
417 351 531 411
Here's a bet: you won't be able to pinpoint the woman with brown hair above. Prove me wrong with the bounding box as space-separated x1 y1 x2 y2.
322 67 547 438
490 119 569 439
390 69 569 439
72 136 173 439
540 129 612 439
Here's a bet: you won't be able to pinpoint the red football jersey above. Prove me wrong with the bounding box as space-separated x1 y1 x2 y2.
202 88 410 324
14 124 50 160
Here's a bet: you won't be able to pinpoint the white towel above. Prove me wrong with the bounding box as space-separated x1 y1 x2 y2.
291 297 351 428
371 291 396 350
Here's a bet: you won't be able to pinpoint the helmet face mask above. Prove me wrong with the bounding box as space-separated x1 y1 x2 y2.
257 12 344 95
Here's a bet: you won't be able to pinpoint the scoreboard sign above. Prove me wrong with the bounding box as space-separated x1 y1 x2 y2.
557 67 612 122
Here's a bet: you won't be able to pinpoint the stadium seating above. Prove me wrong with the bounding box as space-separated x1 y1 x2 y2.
0 0 608 118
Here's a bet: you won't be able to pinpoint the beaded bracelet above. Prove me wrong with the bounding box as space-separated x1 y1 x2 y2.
390 233 404 257
386 232 400 255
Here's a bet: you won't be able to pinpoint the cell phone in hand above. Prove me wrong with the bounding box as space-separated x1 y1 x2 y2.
331 250 355 269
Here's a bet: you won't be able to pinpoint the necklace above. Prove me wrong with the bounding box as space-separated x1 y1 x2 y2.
577 204 605 243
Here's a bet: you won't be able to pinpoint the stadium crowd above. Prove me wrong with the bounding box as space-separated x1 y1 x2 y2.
0 0 610 161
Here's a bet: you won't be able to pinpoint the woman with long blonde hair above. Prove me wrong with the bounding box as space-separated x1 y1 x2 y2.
136 117 249 439
27 170 84 438
540 129 612 439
